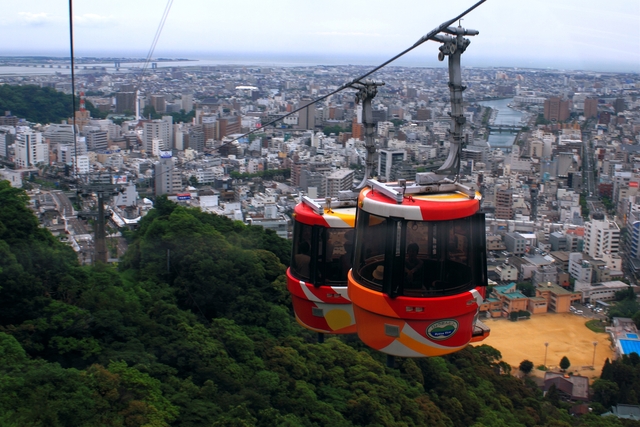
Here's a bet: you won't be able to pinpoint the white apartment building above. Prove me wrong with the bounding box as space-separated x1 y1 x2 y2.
84 129 108 151
495 264 518 281
574 281 634 304
154 154 182 196
43 123 75 145
73 155 90 174
15 130 48 168
569 252 593 283
193 166 224 184
326 169 355 198
57 140 87 164
143 118 172 153
583 214 620 259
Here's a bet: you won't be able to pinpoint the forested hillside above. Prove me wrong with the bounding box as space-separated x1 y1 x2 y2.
0 84 106 124
0 181 638 427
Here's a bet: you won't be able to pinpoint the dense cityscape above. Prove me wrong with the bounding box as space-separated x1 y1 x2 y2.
1 53 640 424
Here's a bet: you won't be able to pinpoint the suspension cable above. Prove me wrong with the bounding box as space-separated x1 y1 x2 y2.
69 0 78 175
139 0 486 187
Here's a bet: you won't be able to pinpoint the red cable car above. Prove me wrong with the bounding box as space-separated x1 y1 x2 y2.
347 177 490 357
287 196 358 335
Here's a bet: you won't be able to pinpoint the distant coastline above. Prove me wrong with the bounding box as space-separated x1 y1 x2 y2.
0 52 638 73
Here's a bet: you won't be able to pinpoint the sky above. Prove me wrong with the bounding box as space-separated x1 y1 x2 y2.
2 0 639 72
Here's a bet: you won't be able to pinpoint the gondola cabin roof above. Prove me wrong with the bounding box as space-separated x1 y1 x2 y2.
358 180 481 221
293 202 356 228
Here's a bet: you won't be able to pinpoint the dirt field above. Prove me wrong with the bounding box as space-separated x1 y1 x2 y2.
475 313 613 380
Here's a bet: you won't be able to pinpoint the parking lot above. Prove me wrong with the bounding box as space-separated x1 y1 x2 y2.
571 302 608 320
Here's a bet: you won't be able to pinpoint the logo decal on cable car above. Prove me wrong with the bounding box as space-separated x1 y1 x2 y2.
427 320 459 340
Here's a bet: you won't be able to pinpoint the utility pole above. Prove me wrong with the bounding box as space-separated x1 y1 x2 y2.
544 342 549 367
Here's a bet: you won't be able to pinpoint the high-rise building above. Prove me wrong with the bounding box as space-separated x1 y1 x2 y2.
143 119 172 153
378 149 406 182
584 214 620 259
351 117 363 140
154 154 182 196
150 95 166 113
73 155 90 174
43 123 75 145
181 94 193 112
326 169 355 198
543 97 570 122
0 127 14 158
85 129 108 151
495 189 514 220
216 116 241 139
115 92 137 114
297 98 315 130
584 98 598 119
291 159 306 188
58 140 87 164
15 130 48 168
188 127 205 153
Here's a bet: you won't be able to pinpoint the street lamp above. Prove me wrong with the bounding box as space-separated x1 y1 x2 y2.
592 341 598 368
544 342 549 367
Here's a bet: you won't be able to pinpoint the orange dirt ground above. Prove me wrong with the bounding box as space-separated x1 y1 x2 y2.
475 313 613 380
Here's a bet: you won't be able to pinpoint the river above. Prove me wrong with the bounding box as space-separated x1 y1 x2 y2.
477 98 524 150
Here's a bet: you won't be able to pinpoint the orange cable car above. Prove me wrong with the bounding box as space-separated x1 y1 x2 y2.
287 196 358 336
347 178 490 357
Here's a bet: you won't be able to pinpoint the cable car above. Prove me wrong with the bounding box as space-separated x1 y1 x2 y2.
347 177 490 357
287 196 358 335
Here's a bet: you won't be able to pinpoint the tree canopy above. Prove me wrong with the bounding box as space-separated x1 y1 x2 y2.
0 181 632 426
0 84 107 124
519 360 534 375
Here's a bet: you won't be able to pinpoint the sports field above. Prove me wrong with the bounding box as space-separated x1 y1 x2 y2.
476 313 613 379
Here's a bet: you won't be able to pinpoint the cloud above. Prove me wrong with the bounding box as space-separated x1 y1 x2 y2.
74 13 116 27
18 12 54 25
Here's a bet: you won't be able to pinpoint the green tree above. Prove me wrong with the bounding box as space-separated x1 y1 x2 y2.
560 356 571 371
516 281 535 297
614 286 636 301
142 105 161 119
519 359 534 375
592 379 620 408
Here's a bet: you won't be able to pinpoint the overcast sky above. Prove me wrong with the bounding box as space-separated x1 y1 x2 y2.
2 0 639 72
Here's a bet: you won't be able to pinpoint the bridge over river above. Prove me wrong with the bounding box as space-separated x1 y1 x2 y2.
486 124 523 133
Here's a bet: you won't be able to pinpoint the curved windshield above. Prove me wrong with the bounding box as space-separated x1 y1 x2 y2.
353 210 486 297
290 221 354 286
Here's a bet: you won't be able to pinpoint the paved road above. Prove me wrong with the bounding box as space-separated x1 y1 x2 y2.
67 217 90 235
582 138 596 197
52 190 75 218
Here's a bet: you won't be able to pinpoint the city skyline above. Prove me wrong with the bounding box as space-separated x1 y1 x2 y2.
1 0 639 73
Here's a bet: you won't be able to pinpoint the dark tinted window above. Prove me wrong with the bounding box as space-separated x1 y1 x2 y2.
291 221 354 285
353 211 486 297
